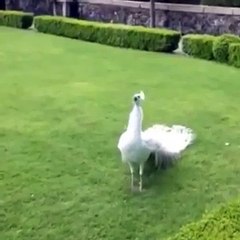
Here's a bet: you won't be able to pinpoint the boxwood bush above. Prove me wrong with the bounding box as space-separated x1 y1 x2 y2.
169 200 240 240
0 10 33 29
213 34 240 63
229 43 240 68
182 34 216 60
34 16 181 53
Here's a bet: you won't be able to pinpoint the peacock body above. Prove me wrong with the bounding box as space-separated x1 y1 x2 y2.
117 91 195 192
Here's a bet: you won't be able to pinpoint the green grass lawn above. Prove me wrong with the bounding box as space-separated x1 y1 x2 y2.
1 26 240 240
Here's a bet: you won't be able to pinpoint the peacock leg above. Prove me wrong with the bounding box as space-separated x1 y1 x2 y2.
139 163 144 192
155 151 158 168
128 163 135 191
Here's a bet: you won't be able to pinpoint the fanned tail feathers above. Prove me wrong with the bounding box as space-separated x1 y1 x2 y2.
142 124 196 170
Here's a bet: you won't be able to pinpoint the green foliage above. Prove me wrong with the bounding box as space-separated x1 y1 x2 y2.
182 34 216 60
201 0 240 7
213 34 240 63
0 10 33 29
34 16 180 53
229 43 240 68
169 201 240 240
182 33 240 69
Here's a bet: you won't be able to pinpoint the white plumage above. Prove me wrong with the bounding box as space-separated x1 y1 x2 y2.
117 91 196 192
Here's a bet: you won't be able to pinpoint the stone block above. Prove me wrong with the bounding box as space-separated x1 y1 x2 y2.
203 6 233 15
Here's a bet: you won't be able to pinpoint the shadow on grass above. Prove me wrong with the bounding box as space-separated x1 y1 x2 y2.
120 152 196 196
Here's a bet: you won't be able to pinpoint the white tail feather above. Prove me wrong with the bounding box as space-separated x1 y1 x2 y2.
142 124 196 169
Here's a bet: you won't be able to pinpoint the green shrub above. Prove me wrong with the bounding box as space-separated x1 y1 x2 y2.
182 34 216 60
213 34 240 63
201 0 240 7
229 43 240 68
34 16 181 53
0 10 33 29
169 200 240 240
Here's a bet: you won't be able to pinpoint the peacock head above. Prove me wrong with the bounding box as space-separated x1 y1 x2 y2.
133 91 145 105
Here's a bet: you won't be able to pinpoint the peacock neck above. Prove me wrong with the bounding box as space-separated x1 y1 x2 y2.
127 104 143 137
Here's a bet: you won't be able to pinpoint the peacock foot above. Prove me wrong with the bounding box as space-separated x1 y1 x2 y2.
131 185 139 192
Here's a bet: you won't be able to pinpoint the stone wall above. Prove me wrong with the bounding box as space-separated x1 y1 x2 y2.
5 0 53 15
5 0 240 35
77 0 240 35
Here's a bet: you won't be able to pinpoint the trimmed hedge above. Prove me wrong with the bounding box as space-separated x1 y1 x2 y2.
34 16 181 53
169 201 240 240
213 34 240 64
0 10 33 29
229 43 240 68
182 34 216 60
